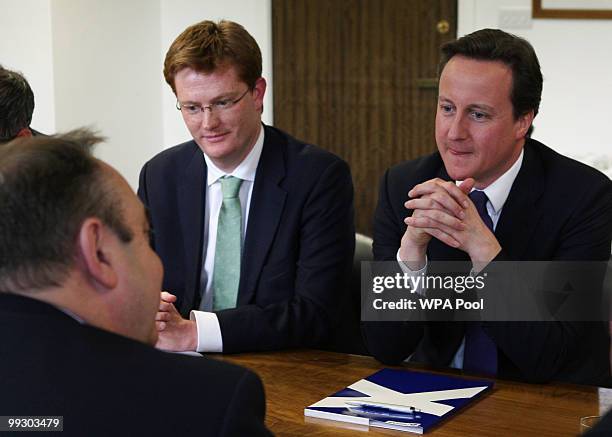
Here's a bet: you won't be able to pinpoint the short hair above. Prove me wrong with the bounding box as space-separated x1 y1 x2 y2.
0 66 35 142
0 129 133 293
163 20 262 93
439 29 542 135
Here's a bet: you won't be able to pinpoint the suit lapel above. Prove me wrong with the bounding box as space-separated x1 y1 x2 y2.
177 145 207 314
238 127 287 305
495 142 545 259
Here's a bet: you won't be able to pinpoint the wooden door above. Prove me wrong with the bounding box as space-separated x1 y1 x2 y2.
272 0 457 235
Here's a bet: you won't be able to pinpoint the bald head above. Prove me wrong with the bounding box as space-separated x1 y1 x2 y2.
0 129 132 293
0 129 163 344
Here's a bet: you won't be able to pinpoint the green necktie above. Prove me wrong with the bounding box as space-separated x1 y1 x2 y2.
212 176 243 310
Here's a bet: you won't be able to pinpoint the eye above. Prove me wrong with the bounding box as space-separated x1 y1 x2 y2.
214 99 232 110
470 111 489 121
183 104 201 114
439 103 454 114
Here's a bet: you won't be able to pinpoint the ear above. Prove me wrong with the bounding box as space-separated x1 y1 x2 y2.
76 218 118 290
252 77 267 112
15 127 32 138
515 110 534 140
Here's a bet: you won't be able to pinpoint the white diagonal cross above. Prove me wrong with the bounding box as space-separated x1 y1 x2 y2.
309 378 488 416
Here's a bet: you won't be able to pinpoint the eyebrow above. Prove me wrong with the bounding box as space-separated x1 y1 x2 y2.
466 103 496 113
438 96 495 113
179 90 240 105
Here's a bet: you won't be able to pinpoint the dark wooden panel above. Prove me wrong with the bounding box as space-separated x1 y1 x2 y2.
273 0 457 234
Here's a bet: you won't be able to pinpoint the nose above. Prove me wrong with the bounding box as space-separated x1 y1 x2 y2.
200 108 220 131
447 114 467 141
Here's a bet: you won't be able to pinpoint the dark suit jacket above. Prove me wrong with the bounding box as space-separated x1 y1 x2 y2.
0 293 271 437
138 124 355 352
363 138 612 386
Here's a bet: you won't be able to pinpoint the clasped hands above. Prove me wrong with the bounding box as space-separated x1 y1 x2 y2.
399 177 501 271
154 291 197 351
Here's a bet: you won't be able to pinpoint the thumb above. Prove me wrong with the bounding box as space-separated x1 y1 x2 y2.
161 291 177 303
458 178 475 194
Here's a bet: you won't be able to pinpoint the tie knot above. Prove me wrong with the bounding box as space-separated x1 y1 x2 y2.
220 176 242 199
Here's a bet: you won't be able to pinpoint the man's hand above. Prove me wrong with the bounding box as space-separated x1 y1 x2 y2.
155 291 197 352
399 178 471 269
403 178 502 267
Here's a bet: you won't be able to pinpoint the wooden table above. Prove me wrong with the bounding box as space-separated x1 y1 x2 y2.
221 349 600 436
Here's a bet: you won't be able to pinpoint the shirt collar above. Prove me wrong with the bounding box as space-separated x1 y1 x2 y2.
204 125 265 186
456 148 524 214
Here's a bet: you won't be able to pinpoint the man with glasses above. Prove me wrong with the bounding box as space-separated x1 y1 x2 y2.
138 20 355 353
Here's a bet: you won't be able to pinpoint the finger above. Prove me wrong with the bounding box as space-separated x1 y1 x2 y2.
422 227 461 248
161 291 177 302
406 194 465 219
159 301 174 312
407 179 442 198
156 321 167 331
155 311 170 322
410 179 470 209
405 210 465 231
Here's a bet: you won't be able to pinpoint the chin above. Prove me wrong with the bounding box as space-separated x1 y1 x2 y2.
441 160 473 182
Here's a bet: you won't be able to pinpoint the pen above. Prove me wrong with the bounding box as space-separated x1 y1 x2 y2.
345 400 420 414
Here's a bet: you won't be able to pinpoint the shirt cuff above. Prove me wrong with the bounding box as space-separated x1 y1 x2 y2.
189 310 223 353
396 249 428 296
396 248 428 274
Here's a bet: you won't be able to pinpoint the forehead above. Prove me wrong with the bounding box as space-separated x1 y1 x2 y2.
174 64 243 100
439 56 513 105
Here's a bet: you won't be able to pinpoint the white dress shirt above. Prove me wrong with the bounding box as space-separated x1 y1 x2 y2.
396 149 524 368
189 127 265 352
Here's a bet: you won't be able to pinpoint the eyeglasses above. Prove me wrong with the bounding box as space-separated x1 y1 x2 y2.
176 88 251 116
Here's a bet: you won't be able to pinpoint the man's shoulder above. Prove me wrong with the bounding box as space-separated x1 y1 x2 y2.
143 139 201 170
527 138 611 188
79 325 264 411
85 325 256 388
144 347 257 383
263 125 348 170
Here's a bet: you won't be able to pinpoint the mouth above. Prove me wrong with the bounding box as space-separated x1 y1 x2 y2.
447 148 472 156
202 132 229 143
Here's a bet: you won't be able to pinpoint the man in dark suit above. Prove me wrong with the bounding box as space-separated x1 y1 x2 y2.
363 29 612 385
0 131 271 436
138 20 354 354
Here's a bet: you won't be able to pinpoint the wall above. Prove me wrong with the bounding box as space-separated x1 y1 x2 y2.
0 0 55 134
1 0 271 189
459 0 612 164
51 0 163 189
2 1 609 186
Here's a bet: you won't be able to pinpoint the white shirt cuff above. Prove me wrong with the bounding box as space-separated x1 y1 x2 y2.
189 310 223 352
396 248 427 274
396 249 428 296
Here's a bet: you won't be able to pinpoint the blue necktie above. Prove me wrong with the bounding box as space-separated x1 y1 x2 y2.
463 190 498 375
